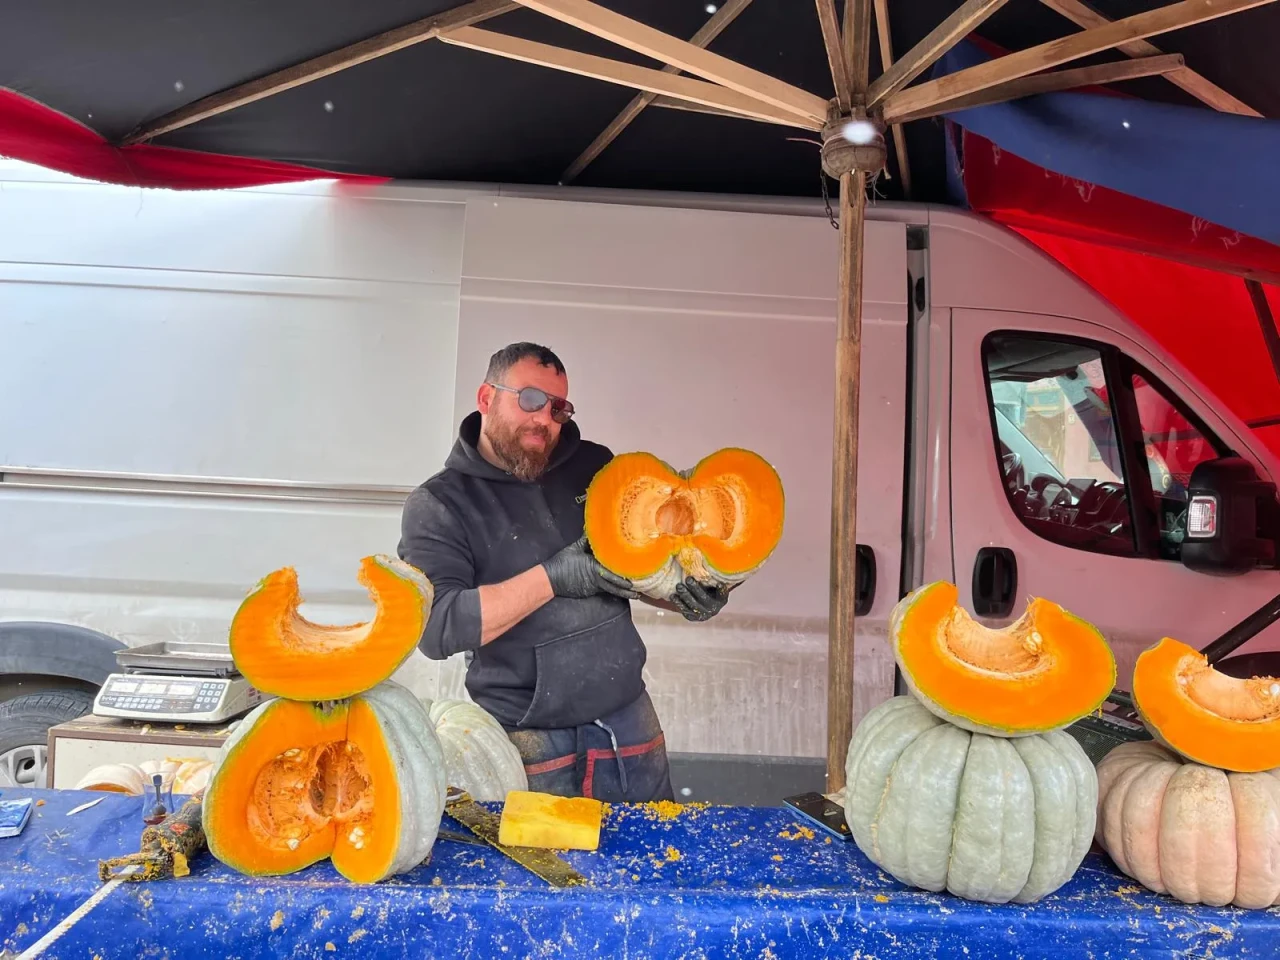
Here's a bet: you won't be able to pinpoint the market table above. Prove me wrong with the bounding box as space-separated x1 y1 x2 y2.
0 788 1275 959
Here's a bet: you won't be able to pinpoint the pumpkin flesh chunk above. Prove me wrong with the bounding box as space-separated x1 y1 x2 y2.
584 449 783 593
1133 637 1280 773
230 555 432 701
203 699 402 881
892 582 1116 736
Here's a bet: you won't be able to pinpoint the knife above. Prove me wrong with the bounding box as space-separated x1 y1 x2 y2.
443 787 588 888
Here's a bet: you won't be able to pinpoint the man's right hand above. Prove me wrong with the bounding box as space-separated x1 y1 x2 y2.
542 536 639 600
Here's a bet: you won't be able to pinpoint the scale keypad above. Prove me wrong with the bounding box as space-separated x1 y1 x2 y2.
98 678 226 714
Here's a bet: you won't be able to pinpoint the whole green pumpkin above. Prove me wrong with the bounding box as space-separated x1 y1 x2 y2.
844 696 1097 904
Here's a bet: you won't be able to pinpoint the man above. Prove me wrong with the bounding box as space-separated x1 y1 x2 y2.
398 342 730 803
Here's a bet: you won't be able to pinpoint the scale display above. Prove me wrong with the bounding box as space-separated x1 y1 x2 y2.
93 673 267 724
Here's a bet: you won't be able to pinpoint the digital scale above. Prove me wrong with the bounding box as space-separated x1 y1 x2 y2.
93 641 270 724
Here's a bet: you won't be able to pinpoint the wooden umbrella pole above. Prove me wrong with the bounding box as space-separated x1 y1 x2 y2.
826 166 867 794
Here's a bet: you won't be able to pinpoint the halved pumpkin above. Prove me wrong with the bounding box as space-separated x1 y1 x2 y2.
584 448 784 600
890 581 1116 737
229 555 433 701
202 681 446 883
1132 636 1280 773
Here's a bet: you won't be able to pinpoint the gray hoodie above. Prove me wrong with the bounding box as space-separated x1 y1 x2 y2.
397 411 648 730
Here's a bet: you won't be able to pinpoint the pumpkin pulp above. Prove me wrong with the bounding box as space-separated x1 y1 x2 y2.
893 582 1116 735
229 555 432 701
1133 636 1280 773
584 448 784 581
203 699 402 882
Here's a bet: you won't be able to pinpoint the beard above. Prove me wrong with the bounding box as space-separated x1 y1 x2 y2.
483 413 558 481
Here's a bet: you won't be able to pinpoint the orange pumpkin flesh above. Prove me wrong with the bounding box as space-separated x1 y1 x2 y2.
229 555 432 701
890 581 1116 736
203 699 401 882
584 448 784 594
1133 637 1280 773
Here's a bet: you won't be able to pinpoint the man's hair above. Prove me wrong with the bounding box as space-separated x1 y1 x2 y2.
484 341 566 382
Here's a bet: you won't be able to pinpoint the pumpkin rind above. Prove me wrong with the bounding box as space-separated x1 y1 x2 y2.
584 448 784 600
844 695 1097 904
1095 740 1280 908
229 554 433 702
1132 636 1280 773
889 581 1116 737
424 697 527 802
202 680 445 884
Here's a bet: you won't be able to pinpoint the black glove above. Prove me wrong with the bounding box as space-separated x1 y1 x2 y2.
672 578 729 622
542 536 638 600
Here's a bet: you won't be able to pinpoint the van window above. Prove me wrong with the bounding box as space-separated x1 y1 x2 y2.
1131 368 1223 559
983 335 1138 558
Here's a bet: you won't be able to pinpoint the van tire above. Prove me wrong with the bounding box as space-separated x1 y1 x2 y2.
0 690 96 788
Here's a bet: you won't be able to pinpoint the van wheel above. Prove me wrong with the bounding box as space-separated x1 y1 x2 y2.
0 690 95 788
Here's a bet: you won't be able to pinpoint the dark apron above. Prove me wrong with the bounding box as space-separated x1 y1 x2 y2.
504 690 675 803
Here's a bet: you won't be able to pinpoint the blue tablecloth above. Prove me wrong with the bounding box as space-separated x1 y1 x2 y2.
0 787 1276 958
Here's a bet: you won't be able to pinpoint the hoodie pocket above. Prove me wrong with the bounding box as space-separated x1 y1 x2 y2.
517 612 646 730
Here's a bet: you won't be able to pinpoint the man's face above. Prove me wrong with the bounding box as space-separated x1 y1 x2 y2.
479 357 569 481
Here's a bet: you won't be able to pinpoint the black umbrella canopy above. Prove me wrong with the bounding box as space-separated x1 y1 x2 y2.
2 0 1277 202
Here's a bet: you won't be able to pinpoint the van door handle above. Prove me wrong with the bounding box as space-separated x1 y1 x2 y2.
855 544 876 616
972 547 1017 618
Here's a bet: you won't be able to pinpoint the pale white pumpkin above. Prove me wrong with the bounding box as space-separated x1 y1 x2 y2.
844 695 1097 904
74 763 150 795
423 697 527 801
1096 740 1280 909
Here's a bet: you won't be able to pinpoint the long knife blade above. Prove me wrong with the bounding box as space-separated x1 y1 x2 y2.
444 789 588 888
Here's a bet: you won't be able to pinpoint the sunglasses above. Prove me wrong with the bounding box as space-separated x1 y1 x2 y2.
486 383 575 424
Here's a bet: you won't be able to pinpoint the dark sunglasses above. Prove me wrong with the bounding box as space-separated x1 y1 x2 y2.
486 382 575 423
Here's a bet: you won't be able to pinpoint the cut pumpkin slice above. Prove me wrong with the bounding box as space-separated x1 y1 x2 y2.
229 555 433 701
584 447 784 600
201 681 446 883
1132 636 1280 773
890 581 1116 737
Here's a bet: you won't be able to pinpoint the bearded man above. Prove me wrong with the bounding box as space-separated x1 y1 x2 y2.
397 342 729 802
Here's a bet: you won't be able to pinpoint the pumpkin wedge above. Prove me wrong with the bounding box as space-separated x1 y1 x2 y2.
584 448 784 600
230 555 433 701
202 681 445 884
890 581 1116 737
1132 636 1280 773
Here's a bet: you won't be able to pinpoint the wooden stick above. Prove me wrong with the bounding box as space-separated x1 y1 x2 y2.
885 53 1185 123
511 0 828 123
440 27 821 129
865 0 1010 107
647 94 802 126
561 0 753 184
845 0 874 93
826 169 866 795
119 0 516 145
885 0 1278 122
1039 0 1262 116
1246 280 1280 382
816 0 852 111
872 0 912 197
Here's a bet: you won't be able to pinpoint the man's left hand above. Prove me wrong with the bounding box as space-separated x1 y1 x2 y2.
672 579 729 622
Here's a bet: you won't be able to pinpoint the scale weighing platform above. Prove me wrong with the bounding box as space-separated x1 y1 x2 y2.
92 641 270 724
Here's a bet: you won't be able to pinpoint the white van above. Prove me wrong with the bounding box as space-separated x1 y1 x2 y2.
2 160 1277 797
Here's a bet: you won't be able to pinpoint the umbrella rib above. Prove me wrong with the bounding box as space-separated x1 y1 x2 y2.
1039 0 1263 117
865 0 1010 108
439 26 821 130
118 0 517 145
845 0 873 94
885 0 1280 122
560 0 754 185
510 0 829 124
815 0 852 112
885 53 1185 123
872 0 912 198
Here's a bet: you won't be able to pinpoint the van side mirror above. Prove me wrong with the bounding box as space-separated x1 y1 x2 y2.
1180 456 1280 576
